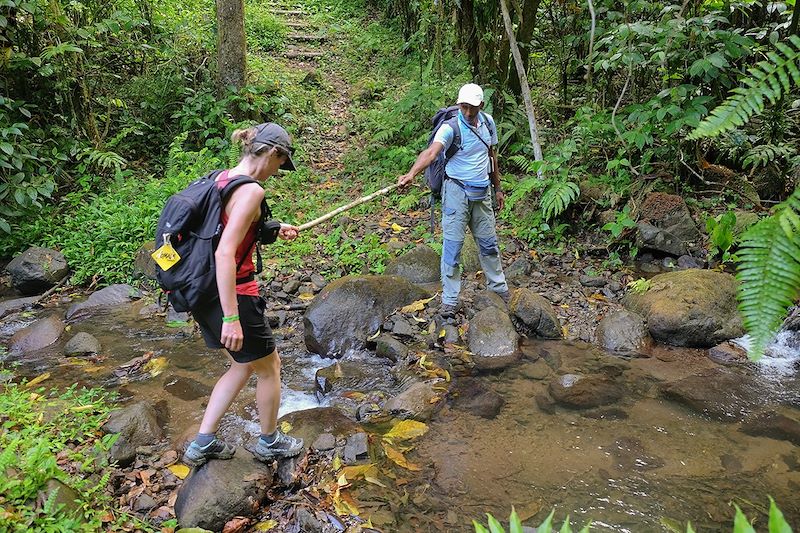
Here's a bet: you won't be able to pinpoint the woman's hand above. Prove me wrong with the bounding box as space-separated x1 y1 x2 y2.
220 320 244 352
279 223 299 240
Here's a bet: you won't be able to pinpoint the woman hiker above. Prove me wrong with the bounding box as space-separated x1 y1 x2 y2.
183 123 304 466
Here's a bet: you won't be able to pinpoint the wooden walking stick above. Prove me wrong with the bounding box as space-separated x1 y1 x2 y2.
298 183 400 231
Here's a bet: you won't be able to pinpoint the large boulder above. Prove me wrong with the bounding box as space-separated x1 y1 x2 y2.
595 310 652 355
661 368 761 421
623 269 743 347
102 401 164 466
460 236 481 273
174 449 274 531
303 275 428 357
509 288 562 339
548 373 625 409
384 244 440 284
467 308 520 370
277 407 362 448
384 380 442 421
66 284 142 321
0 296 39 319
635 193 700 256
5 247 69 295
8 314 65 355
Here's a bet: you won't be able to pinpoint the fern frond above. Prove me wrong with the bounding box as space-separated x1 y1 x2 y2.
736 187 800 359
540 181 580 221
742 142 796 169
508 154 543 174
688 35 800 140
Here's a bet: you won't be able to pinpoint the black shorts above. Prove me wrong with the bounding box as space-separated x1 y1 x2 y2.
192 294 276 363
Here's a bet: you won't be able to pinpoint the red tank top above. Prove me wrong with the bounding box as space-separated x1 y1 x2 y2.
216 170 260 296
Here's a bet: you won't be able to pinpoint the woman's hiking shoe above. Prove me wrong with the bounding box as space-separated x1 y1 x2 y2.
183 438 236 467
251 432 304 462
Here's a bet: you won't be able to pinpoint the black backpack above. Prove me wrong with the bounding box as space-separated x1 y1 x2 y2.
153 170 269 312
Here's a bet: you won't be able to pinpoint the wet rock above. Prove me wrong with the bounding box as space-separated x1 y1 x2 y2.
579 275 607 288
314 360 394 396
595 310 652 356
610 436 665 471
265 310 288 328
472 290 507 312
661 368 760 421
295 506 326 532
311 433 336 451
740 411 800 445
164 375 212 402
376 335 408 363
6 246 69 295
509 288 562 339
133 493 157 512
37 479 80 517
284 279 302 294
303 275 428 357
535 393 556 414
133 241 157 280
636 193 700 256
733 210 760 237
0 295 38 319
391 317 415 337
66 284 142 321
278 407 362 448
310 273 328 290
708 341 748 366
450 377 505 419
384 380 440 421
623 269 743 348
384 244 441 284
548 374 625 409
343 432 369 463
64 332 101 356
460 237 481 273
720 454 742 473
677 255 704 270
174 449 274 531
166 304 190 326
582 407 629 420
467 308 520 370
102 401 164 467
505 257 531 281
9 314 65 355
518 359 551 380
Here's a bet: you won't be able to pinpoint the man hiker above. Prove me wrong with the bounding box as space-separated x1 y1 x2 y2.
183 123 304 466
397 83 510 319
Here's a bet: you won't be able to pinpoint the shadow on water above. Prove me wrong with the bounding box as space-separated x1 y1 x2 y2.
2 296 799 531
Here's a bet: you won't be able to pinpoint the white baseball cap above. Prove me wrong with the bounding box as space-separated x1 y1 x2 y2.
457 83 484 107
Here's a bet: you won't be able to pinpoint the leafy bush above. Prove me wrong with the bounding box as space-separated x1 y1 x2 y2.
246 3 288 52
706 211 737 261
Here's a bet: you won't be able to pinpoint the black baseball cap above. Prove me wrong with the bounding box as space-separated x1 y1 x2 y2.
254 123 296 171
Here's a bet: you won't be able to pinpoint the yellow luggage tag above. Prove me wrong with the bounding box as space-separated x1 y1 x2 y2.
152 233 181 271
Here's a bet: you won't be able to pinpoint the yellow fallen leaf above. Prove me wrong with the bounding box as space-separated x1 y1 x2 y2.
299 293 315 301
143 357 168 377
25 372 51 388
332 454 343 471
383 420 428 441
334 362 344 378
391 222 406 233
280 421 293 434
367 329 381 341
254 520 278 531
400 295 435 314
443 369 451 382
340 464 374 480
70 404 95 412
383 442 421 471
337 473 349 487
365 475 387 488
168 464 190 479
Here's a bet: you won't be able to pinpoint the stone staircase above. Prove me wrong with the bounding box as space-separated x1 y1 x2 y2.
271 3 327 61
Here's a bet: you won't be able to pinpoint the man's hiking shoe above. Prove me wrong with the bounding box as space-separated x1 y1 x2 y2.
183 438 236 467
439 303 458 320
251 432 304 462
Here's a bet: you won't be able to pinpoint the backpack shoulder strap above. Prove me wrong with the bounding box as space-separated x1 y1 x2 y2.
479 111 494 138
444 116 461 160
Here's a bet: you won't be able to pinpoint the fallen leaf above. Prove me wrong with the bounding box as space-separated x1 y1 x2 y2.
382 442 421 471
143 357 168 377
337 473 349 487
253 521 278 531
384 420 428 442
334 362 344 378
391 222 406 233
168 464 190 479
367 329 381 341
399 295 436 314
299 293 315 301
340 464 374 480
332 454 343 471
70 404 95 412
222 517 250 533
364 475 388 488
280 421 293 434
25 372 51 388
342 391 366 401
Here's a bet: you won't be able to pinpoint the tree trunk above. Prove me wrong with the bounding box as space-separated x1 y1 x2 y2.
216 0 247 95
507 0 540 96
461 0 480 77
790 4 799 36
586 0 596 87
500 0 543 162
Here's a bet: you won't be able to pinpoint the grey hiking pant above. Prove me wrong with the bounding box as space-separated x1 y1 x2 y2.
440 179 508 306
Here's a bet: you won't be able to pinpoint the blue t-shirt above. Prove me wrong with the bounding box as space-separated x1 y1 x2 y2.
432 111 498 187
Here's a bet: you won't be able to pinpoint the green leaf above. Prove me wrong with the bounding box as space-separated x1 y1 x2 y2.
537 510 555 533
487 513 506 533
767 497 791 533
474 522 490 533
509 508 523 533
0 142 12 155
732 505 756 533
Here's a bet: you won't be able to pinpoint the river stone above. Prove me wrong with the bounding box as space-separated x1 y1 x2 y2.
343 432 369 463
473 290 507 312
0 295 39 319
505 257 531 281
102 401 164 467
66 284 142 321
133 241 157 280
314 360 395 396
661 368 760 421
461 236 481 273
384 380 440 421
384 244 441 284
579 275 607 288
278 407 362 448
451 377 505 419
467 308 520 370
37 479 80 517
164 375 212 401
548 374 625 409
708 341 748 366
740 411 800 445
303 275 428 357
174 449 274 531
623 269 743 347
9 314 65 355
518 359 552 380
509 288 562 339
6 247 69 295
595 310 652 355
64 332 101 356
376 334 408 363
635 193 700 256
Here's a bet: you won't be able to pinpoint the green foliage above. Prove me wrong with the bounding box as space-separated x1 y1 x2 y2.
628 277 652 294
246 2 288 52
0 379 150 531
474 508 590 533
602 206 637 238
688 36 800 140
706 210 737 260
736 187 800 359
541 181 581 221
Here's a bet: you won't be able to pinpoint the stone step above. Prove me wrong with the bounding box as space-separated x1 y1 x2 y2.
287 33 327 41
284 50 324 59
271 9 304 15
285 21 312 29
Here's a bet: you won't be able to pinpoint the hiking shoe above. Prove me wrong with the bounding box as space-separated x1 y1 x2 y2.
440 303 458 320
251 432 304 462
183 438 236 467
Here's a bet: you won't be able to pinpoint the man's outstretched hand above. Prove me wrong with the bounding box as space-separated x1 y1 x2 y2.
397 173 415 189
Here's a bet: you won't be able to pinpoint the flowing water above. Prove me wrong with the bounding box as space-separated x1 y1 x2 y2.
2 296 799 532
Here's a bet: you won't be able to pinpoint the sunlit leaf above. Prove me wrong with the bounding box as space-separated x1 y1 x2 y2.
383 442 421 471
364 475 387 488
168 464 191 479
24 372 51 388
143 357 168 377
487 513 505 533
391 223 406 233
253 520 278 531
383 420 428 441
732 505 756 533
768 497 791 533
280 421 293 434
400 295 436 314
340 464 374 480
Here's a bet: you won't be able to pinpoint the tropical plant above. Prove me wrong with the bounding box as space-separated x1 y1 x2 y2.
706 210 737 261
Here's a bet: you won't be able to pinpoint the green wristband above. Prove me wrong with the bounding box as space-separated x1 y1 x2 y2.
222 314 240 323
